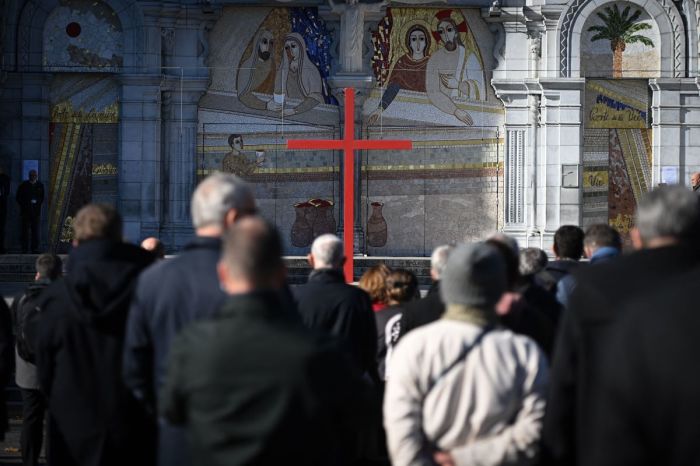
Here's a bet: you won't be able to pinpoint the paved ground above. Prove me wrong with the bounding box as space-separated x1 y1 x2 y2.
0 404 44 465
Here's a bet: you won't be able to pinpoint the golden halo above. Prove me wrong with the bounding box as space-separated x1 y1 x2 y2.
398 19 433 56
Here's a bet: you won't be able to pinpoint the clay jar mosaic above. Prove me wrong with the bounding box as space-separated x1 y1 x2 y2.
291 201 314 247
308 198 336 237
367 201 388 247
290 198 337 248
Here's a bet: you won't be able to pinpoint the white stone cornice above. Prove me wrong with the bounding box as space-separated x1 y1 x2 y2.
648 78 700 94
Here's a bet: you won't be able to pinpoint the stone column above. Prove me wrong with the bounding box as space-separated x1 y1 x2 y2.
490 12 541 246
155 4 215 250
20 73 51 251
160 78 207 249
119 74 163 243
541 7 564 79
539 79 585 233
492 81 531 244
649 78 700 187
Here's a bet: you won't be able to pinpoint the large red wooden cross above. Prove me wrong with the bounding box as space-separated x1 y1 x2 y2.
287 88 413 282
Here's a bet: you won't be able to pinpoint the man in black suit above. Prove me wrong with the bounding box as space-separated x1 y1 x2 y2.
397 244 452 340
0 167 9 253
16 170 44 253
542 185 700 466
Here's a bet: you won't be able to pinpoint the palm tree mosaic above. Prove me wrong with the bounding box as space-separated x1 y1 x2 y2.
587 4 654 78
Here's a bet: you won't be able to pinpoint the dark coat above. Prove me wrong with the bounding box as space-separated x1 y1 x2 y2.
161 291 369 466
541 243 700 466
293 269 378 379
536 259 582 294
587 268 700 465
35 239 155 466
397 281 444 340
16 180 44 215
123 236 226 466
0 297 12 440
518 279 562 326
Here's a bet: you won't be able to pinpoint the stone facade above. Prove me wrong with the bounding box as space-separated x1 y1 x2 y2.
1 0 699 255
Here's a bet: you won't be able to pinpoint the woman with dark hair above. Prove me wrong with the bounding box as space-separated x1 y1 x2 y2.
374 269 419 381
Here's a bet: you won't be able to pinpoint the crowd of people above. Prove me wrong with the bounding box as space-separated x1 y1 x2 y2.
0 172 699 466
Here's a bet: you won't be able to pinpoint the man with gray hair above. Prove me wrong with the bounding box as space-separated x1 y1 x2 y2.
543 185 700 466
293 234 377 379
398 244 453 339
124 173 256 466
384 243 548 466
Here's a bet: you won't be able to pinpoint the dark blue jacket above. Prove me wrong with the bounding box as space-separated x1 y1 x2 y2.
123 236 226 466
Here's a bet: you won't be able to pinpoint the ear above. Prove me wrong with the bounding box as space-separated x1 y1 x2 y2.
224 209 237 229
217 261 230 293
72 239 79 247
34 272 40 281
630 227 644 250
306 253 314 268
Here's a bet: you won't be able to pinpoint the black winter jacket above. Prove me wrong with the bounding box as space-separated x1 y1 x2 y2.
35 239 155 466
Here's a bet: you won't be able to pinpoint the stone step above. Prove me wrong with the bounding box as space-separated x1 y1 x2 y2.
0 254 433 296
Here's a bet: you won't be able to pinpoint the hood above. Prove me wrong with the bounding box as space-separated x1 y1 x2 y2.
64 239 154 325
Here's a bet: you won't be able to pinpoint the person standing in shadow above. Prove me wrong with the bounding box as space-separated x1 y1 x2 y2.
16 170 44 254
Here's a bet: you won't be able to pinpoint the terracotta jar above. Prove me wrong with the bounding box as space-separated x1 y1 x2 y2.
309 198 336 237
367 201 387 247
291 201 313 247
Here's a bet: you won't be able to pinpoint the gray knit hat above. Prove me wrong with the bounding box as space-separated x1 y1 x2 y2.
440 242 507 310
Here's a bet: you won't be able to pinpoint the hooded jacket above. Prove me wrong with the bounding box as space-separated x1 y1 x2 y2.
35 239 155 466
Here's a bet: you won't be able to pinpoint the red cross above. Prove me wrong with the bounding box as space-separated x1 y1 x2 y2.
287 88 413 282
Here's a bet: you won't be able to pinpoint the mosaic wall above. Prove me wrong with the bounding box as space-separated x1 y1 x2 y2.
43 0 123 72
361 8 504 254
49 75 119 252
365 8 501 127
581 2 659 78
199 7 503 256
583 79 652 235
360 126 503 255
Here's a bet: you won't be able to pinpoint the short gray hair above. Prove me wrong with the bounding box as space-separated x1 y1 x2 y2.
311 234 344 269
430 245 453 280
191 173 255 229
519 247 548 276
636 185 700 243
